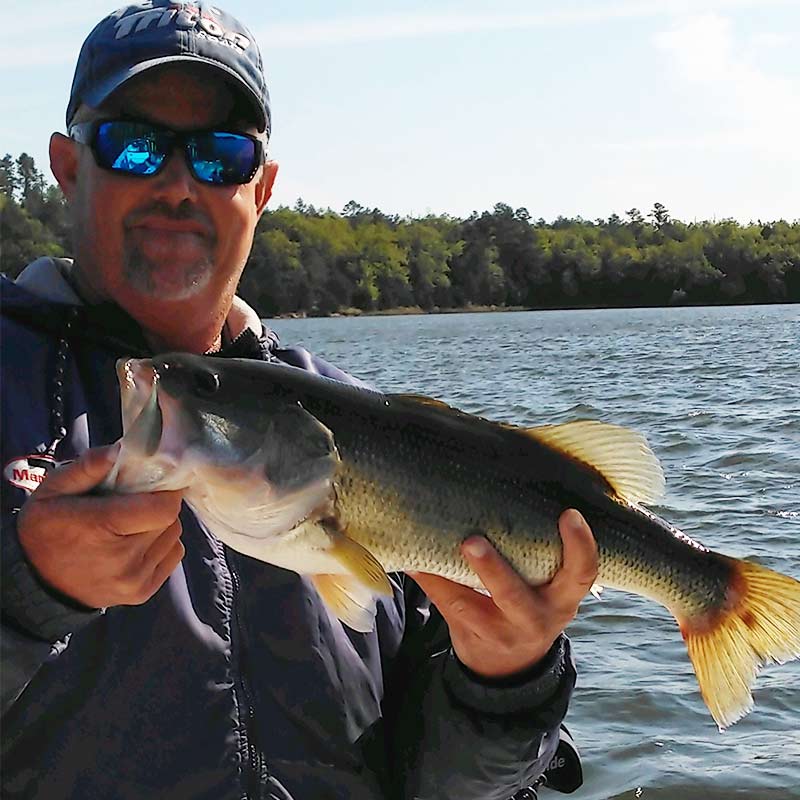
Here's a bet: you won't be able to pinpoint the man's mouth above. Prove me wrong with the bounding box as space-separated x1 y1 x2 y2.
129 216 210 237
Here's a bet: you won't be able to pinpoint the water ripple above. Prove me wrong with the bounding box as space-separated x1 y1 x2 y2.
271 305 800 799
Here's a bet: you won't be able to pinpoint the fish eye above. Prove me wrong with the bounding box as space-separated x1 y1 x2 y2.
193 369 220 397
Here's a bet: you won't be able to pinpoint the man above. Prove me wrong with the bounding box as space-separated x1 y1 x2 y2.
0 3 597 798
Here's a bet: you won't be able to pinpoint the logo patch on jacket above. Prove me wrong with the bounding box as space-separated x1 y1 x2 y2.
4 453 60 494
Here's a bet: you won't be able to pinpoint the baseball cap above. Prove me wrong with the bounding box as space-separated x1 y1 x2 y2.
66 1 270 133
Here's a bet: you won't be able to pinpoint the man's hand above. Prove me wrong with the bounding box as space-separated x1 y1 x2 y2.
17 445 185 609
410 509 597 679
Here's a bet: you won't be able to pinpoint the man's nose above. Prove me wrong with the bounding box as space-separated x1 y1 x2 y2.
150 146 199 203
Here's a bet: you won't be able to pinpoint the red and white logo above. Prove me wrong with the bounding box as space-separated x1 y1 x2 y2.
4 453 59 494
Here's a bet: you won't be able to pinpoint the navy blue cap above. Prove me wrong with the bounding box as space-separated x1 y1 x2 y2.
67 1 270 133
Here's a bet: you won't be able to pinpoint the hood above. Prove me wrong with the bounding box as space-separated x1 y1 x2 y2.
3 257 279 359
15 257 83 304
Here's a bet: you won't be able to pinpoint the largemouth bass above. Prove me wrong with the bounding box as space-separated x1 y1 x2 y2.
108 353 800 730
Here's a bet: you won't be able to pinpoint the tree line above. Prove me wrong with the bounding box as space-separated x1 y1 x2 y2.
2 152 798 315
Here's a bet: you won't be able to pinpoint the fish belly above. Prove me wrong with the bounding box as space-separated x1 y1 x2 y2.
334 462 563 590
333 457 726 621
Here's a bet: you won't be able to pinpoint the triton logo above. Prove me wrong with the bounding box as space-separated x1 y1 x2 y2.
4 454 59 494
114 4 251 51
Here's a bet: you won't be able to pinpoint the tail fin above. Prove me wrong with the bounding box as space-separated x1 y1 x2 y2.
680 557 800 729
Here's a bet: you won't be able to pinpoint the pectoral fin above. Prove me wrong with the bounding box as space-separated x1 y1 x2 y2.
311 574 385 632
311 525 392 632
325 527 392 595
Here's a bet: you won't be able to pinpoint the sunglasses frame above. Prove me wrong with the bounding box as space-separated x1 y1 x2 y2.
68 118 266 186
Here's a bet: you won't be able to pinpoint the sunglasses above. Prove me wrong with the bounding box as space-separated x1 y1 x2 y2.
68 119 265 186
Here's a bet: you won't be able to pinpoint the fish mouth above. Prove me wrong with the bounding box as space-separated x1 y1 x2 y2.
109 357 192 493
117 357 157 435
117 357 198 462
116 358 163 457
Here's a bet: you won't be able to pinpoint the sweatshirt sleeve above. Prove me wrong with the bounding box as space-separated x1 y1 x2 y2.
1 510 101 712
385 578 576 800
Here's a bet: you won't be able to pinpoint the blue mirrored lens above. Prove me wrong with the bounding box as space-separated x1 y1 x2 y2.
90 122 259 185
189 132 257 185
95 122 168 176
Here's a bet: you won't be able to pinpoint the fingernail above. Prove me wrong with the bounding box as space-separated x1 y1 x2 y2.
566 509 587 529
462 537 489 558
104 441 122 459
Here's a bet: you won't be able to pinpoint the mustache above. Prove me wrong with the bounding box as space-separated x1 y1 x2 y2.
125 201 216 237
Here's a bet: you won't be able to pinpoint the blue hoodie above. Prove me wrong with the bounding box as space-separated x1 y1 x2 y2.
1 259 575 800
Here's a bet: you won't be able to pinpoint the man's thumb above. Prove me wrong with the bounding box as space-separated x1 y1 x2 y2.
34 443 121 500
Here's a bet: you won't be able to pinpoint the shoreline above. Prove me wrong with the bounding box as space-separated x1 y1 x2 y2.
272 298 797 320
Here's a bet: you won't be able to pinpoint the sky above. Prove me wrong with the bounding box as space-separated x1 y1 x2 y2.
1 0 798 223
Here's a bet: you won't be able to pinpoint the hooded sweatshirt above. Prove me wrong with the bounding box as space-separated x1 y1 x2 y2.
1 258 576 800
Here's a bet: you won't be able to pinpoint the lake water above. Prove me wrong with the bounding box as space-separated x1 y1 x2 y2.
269 304 800 800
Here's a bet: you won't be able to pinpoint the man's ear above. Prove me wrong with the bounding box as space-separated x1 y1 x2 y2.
254 160 279 218
49 132 80 202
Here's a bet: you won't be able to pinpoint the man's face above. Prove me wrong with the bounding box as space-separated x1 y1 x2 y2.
54 65 276 350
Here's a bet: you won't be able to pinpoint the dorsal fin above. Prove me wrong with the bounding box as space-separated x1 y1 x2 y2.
395 394 456 411
524 420 666 506
391 395 665 506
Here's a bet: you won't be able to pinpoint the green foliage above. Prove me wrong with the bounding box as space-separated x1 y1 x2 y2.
0 155 19 199
1 154 69 277
2 152 798 310
397 220 456 309
351 222 410 310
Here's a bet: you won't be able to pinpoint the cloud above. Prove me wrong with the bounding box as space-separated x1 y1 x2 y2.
654 13 736 83
580 10 798 176
255 1 798 48
750 32 795 49
652 12 800 155
0 1 109 68
258 7 637 48
593 130 770 154
2 0 795 67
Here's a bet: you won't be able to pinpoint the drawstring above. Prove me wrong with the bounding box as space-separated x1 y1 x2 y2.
46 305 79 459
38 303 272 458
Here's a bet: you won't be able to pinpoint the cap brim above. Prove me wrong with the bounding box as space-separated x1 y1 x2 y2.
73 55 268 133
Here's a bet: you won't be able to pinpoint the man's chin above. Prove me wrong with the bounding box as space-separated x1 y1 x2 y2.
123 257 213 302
